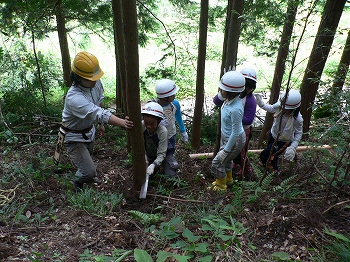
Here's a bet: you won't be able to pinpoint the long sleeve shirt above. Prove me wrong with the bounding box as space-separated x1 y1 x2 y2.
214 92 257 129
150 99 186 139
142 121 167 166
242 93 257 129
260 103 303 148
221 96 244 151
62 80 112 143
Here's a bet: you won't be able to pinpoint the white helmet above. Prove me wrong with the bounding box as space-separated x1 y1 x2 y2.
280 89 301 109
141 102 165 119
155 79 179 98
218 71 245 93
240 67 257 82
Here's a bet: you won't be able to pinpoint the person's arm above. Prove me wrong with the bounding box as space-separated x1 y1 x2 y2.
224 109 243 152
173 100 186 133
242 95 256 126
213 92 224 107
173 99 188 143
108 115 134 129
255 94 277 114
290 114 303 148
153 126 168 165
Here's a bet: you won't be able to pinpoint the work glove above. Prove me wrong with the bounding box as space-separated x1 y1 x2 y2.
255 94 265 107
181 131 189 143
216 149 229 164
146 164 156 175
284 146 296 161
223 65 234 74
213 91 225 107
217 91 224 101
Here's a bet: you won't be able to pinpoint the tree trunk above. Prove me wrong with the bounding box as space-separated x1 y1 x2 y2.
222 0 243 71
120 0 146 192
191 0 208 149
220 0 233 78
112 0 126 111
300 0 347 134
55 0 71 89
258 0 298 147
332 30 350 93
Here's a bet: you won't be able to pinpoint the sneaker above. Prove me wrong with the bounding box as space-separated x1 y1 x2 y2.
92 176 102 185
73 181 84 192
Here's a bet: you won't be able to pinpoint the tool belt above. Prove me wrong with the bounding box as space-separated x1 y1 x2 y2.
60 125 93 140
53 125 93 165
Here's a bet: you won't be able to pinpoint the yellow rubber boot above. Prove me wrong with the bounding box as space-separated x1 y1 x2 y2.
226 171 233 186
208 177 227 191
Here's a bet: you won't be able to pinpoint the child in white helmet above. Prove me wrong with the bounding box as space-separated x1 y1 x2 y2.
141 102 168 176
213 67 257 180
149 79 188 178
60 51 134 192
255 89 303 173
209 71 246 191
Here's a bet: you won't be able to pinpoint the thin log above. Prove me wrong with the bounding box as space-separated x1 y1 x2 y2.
322 199 350 215
189 145 332 159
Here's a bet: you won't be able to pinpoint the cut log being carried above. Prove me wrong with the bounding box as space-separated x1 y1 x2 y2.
189 145 332 159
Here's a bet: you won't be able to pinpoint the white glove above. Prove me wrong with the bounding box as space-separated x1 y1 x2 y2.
284 146 296 161
217 91 224 101
255 94 264 107
216 150 229 164
223 65 234 74
181 131 189 143
146 164 156 175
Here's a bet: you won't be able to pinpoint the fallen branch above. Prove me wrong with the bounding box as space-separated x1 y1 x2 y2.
142 193 205 203
322 199 350 215
189 145 332 159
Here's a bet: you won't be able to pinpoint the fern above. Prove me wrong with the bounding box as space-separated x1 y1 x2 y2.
261 172 274 190
273 174 298 192
128 210 162 226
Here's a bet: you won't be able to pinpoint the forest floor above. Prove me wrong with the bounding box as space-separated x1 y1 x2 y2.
0 124 349 262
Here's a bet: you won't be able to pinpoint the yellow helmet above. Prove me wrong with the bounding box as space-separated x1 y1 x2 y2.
72 51 104 81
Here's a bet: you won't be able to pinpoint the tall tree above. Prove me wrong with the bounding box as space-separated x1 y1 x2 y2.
55 0 71 89
120 0 146 192
112 0 126 110
300 0 347 133
332 30 350 92
192 0 208 149
258 0 299 147
220 0 244 74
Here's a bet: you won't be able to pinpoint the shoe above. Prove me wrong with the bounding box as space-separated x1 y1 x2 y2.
73 181 84 192
92 176 102 185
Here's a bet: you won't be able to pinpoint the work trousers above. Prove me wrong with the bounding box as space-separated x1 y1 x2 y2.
148 134 179 178
64 141 97 183
260 134 288 171
233 126 253 172
211 132 246 179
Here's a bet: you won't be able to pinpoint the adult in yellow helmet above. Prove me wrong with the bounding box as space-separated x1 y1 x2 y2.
60 51 134 191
